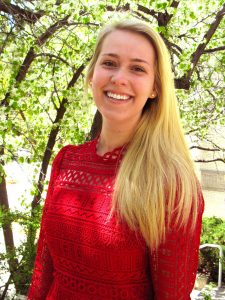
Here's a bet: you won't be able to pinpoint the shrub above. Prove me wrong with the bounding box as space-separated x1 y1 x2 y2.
199 217 225 284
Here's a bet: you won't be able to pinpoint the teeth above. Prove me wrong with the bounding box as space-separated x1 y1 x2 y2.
107 92 130 100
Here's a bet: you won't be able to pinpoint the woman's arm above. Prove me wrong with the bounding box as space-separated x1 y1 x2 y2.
149 192 204 300
27 146 68 299
27 210 54 299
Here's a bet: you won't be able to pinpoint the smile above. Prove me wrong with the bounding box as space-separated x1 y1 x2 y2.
106 91 131 100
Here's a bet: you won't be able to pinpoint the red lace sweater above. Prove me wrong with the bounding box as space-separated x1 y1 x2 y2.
28 139 204 300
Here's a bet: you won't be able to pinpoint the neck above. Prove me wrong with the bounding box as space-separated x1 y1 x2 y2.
96 122 136 156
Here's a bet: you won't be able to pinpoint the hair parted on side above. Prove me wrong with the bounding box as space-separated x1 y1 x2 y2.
86 19 202 250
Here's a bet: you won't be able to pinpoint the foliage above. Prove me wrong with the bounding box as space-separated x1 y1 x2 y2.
0 203 42 295
199 217 225 284
201 287 213 300
0 1 224 168
0 0 225 297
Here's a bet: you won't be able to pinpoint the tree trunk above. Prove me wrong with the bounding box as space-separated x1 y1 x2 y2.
0 146 19 294
87 110 102 141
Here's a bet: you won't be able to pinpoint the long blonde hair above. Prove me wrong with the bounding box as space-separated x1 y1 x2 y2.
86 19 200 250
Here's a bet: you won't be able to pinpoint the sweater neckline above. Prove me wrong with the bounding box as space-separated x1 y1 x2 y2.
91 138 127 162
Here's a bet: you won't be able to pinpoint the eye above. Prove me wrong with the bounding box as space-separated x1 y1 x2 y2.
101 60 117 67
132 65 146 73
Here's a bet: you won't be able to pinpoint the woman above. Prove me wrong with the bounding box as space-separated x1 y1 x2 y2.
28 19 204 300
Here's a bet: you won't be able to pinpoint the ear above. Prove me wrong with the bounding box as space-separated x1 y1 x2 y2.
149 84 157 99
88 79 93 89
88 74 93 87
149 90 157 99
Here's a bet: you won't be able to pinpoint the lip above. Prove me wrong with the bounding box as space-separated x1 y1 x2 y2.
104 91 133 103
104 90 134 98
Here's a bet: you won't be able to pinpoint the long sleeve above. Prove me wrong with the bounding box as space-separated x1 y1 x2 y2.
149 192 204 300
27 147 67 300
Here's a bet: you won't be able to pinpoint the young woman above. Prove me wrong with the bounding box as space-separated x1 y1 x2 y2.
28 19 204 300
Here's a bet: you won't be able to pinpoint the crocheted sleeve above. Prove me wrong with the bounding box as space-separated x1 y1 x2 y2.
27 146 69 300
149 191 204 300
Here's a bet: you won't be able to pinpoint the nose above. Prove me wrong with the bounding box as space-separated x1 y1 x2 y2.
111 69 128 86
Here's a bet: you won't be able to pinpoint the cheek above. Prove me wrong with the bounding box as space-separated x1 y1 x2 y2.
133 81 152 100
141 79 155 97
92 68 108 86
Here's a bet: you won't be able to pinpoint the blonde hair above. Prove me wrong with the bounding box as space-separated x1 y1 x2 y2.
86 19 200 250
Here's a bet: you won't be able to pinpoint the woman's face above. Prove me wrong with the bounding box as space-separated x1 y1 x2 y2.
90 29 157 129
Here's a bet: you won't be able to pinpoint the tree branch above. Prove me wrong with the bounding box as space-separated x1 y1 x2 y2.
37 15 70 45
187 3 225 79
64 21 99 27
35 52 71 66
137 1 180 26
137 4 157 18
165 39 183 58
136 2 182 63
170 0 180 8
0 273 12 300
157 0 180 27
0 25 14 56
31 63 85 210
106 3 130 12
0 0 44 24
175 3 225 90
106 1 179 27
177 12 216 39
0 16 98 107
204 45 225 53
203 137 225 152
190 146 221 152
15 47 36 82
195 158 225 163
0 16 70 106
175 77 190 89
132 10 150 22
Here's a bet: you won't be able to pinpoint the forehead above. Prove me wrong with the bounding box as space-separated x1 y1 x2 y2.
99 29 156 62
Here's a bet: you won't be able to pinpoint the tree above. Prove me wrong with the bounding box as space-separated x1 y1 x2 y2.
0 0 224 297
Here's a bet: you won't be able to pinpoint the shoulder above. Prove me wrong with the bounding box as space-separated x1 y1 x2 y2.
52 139 95 168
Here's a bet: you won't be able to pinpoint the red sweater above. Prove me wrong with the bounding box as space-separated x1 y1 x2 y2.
28 139 204 300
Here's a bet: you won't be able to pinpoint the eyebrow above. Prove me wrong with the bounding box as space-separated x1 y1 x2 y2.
101 53 150 65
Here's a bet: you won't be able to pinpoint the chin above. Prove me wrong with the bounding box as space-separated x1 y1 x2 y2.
103 114 139 128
